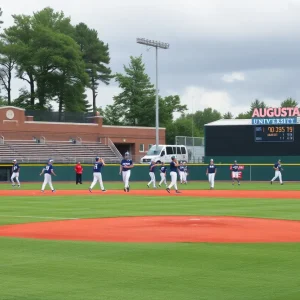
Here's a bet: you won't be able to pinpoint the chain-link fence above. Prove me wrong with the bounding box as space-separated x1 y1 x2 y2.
25 110 95 123
176 136 205 163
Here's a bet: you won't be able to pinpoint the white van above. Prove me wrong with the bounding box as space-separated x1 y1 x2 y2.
140 145 188 164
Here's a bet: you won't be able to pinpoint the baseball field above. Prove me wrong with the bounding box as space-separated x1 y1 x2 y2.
1 181 300 300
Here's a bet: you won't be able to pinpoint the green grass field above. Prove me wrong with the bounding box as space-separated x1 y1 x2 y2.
1 181 300 300
0 180 299 190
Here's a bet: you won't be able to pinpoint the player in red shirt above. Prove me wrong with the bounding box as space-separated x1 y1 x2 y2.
75 162 83 184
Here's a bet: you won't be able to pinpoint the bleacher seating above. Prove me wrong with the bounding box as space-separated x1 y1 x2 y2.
1 141 121 163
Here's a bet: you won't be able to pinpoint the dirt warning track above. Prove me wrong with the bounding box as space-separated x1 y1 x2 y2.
1 189 300 199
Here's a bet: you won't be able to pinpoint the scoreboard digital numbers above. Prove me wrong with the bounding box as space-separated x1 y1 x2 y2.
255 126 294 142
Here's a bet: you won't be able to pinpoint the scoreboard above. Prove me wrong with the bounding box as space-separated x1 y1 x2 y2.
205 124 300 156
254 126 294 142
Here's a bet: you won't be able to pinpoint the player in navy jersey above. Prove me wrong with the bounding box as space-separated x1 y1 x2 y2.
206 159 217 189
166 156 180 194
147 160 158 188
183 162 188 184
119 152 134 192
271 159 283 185
11 159 21 188
231 160 240 185
89 157 106 192
159 162 167 187
40 159 56 192
178 162 185 184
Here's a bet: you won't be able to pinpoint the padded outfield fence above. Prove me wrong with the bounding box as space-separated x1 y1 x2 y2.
0 163 299 182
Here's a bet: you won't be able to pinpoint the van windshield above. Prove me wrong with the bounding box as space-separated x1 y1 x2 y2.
146 145 163 156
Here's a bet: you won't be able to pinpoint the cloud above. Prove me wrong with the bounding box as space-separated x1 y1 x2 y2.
173 86 249 117
2 0 300 115
222 72 245 83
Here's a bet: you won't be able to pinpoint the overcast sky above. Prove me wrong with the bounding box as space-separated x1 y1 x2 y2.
1 0 300 116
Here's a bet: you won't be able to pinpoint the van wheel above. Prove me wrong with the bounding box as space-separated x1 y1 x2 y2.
156 160 161 164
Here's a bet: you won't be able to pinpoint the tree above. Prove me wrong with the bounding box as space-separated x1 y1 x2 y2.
0 94 8 106
112 55 156 126
250 99 267 113
102 104 124 125
236 112 251 119
166 116 201 144
2 7 85 110
0 38 16 104
193 108 222 134
159 95 187 127
75 23 112 113
236 99 267 119
0 8 3 28
223 112 233 119
281 98 298 107
2 14 36 107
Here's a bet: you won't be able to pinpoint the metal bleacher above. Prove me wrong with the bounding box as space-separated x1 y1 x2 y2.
0 140 122 164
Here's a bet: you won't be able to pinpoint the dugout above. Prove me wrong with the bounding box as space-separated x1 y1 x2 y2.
0 166 11 181
204 119 300 163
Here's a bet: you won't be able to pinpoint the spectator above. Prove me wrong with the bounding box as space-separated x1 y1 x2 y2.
75 162 83 184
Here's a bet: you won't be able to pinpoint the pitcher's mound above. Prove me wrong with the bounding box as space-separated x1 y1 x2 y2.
1 216 300 243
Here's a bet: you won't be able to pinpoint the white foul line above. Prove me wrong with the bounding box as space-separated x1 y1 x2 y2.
0 215 79 220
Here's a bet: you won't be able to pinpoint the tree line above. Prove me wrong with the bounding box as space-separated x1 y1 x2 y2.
0 7 111 116
0 7 298 143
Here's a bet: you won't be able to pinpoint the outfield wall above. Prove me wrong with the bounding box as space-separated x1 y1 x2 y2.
203 156 300 164
1 164 300 182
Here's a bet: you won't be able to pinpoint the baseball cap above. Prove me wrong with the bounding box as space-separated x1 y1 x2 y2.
12 159 16 162
95 157 99 161
210 159 214 161
49 159 54 163
171 156 175 159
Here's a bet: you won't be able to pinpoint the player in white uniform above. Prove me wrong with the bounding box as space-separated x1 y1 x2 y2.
270 159 283 185
178 162 185 184
231 160 240 185
147 160 157 188
119 152 134 192
89 157 106 192
159 162 167 187
206 159 217 189
11 159 21 188
40 159 56 192
183 162 188 184
166 156 181 194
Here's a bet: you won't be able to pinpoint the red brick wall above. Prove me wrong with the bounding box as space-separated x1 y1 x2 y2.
0 107 166 151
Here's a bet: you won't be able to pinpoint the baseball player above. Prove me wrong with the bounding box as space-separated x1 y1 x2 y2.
75 161 83 184
40 159 56 192
89 157 106 192
147 160 157 189
270 159 283 185
119 152 134 192
183 162 188 184
231 160 240 185
206 159 217 190
166 156 180 194
11 159 20 188
178 161 185 184
158 162 167 187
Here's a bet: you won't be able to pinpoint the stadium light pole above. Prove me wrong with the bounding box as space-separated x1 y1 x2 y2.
136 38 170 150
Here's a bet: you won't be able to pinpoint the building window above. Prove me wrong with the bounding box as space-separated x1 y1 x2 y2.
139 144 144 152
148 144 152 150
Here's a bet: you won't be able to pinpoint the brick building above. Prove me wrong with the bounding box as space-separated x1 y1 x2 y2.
0 106 165 163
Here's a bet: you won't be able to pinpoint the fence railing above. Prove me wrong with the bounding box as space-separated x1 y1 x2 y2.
107 138 123 160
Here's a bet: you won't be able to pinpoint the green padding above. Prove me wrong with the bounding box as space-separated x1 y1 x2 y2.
2 164 297 181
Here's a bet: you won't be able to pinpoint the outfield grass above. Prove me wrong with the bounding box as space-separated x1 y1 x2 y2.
1 183 300 300
1 180 298 190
